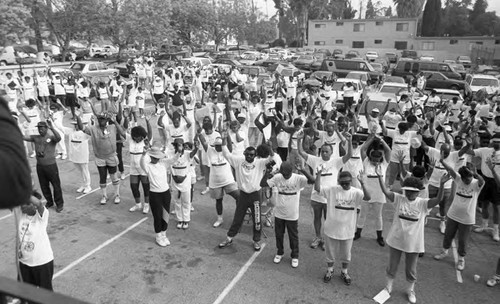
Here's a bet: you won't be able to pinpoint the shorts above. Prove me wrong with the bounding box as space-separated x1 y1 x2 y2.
479 176 500 205
210 182 239 199
137 99 145 109
95 154 119 171
38 86 50 97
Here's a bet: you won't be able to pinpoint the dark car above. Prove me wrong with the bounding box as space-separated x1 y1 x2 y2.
54 47 90 62
422 71 468 91
345 50 360 59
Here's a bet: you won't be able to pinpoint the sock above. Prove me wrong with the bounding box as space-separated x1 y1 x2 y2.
101 187 107 198
328 266 334 272
386 278 394 292
408 281 415 292
113 182 120 196
341 268 348 274
377 230 383 239
218 215 223 221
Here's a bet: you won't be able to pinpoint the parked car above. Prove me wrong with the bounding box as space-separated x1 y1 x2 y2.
320 58 383 82
378 82 408 95
420 55 435 61
365 51 379 62
383 76 406 84
180 57 212 68
392 59 462 80
332 78 364 109
345 50 360 59
449 63 466 79
0 45 39 65
213 58 241 67
293 55 316 70
443 59 456 64
310 71 336 82
53 61 119 81
315 48 332 57
346 71 370 88
465 74 500 95
422 71 468 91
432 88 465 102
239 54 261 66
92 48 114 59
401 50 418 59
370 63 384 73
385 52 398 64
357 92 399 139
456 55 472 68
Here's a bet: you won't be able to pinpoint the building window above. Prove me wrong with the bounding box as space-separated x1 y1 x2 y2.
394 41 407 50
374 39 382 44
352 41 364 48
396 23 409 32
376 21 383 26
422 42 435 50
314 41 325 46
450 39 458 45
314 24 326 29
353 23 365 32
335 39 343 44
336 22 344 26
476 41 483 45
495 40 500 45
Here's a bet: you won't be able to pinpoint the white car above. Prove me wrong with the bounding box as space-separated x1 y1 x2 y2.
365 51 379 61
420 55 435 61
432 88 464 101
465 74 500 95
378 82 408 95
332 78 364 107
346 71 370 88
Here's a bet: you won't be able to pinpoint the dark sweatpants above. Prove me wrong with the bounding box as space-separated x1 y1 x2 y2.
36 164 64 208
19 260 54 291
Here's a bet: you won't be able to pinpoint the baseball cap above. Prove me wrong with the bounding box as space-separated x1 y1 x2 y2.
37 121 48 128
213 137 223 146
237 113 246 119
371 108 380 113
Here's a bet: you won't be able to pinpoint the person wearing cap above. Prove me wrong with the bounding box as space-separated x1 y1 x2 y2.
77 112 125 205
171 138 198 230
465 134 500 241
23 119 64 213
433 160 484 271
198 130 239 228
315 167 369 285
68 119 92 194
139 146 172 247
378 170 449 304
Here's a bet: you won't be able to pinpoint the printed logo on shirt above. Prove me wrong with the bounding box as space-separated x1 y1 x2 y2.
242 162 256 171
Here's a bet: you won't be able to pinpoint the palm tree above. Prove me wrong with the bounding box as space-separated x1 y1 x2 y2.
393 0 425 18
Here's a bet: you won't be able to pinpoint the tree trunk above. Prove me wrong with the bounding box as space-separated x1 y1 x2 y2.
31 1 44 51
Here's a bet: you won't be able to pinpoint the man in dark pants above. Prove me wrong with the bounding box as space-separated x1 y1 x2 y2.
23 120 64 212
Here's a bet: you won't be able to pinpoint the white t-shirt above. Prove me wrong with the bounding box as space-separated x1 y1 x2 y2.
474 147 500 179
318 131 342 158
145 160 170 193
200 130 221 166
129 137 147 176
170 152 192 192
207 147 234 188
447 176 482 225
267 173 308 221
363 158 388 203
342 147 363 188
386 193 429 253
427 147 459 188
387 130 416 164
223 147 268 193
17 208 54 267
306 155 344 204
248 103 262 128
68 130 90 164
321 186 364 240
383 112 402 129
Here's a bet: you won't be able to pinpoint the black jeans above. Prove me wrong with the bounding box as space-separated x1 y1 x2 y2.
443 218 472 257
149 190 171 233
227 191 261 242
19 260 54 291
277 147 288 162
116 142 124 173
275 217 299 258
36 164 64 208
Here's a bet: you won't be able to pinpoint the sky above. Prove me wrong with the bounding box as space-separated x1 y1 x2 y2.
253 0 500 19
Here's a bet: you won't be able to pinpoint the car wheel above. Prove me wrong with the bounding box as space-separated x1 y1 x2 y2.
450 85 459 91
83 55 89 60
103 55 108 59
0 61 7 66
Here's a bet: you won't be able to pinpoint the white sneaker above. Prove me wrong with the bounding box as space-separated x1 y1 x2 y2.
76 186 85 193
156 233 167 247
407 289 417 304
457 257 465 271
114 195 121 204
213 218 223 228
191 206 194 212
55 153 62 159
161 231 171 246
273 255 283 264
82 186 92 194
439 221 446 234
492 226 500 241
201 187 210 195
120 173 126 180
487 275 500 287
434 249 449 260
29 152 35 158
176 222 183 229
129 203 143 212
142 203 150 214
100 195 108 205
291 258 299 268
61 154 67 160
182 222 189 230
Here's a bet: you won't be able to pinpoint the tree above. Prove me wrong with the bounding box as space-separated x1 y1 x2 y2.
170 0 212 46
441 1 473 36
385 6 393 17
469 0 487 25
393 0 425 18
421 0 441 36
0 0 30 45
365 0 376 18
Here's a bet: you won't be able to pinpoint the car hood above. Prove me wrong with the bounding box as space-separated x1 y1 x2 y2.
470 85 499 94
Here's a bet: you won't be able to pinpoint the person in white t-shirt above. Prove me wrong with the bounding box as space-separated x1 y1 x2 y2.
315 170 370 285
171 138 198 230
261 162 308 268
433 162 484 271
68 121 92 194
128 122 153 214
16 191 54 291
377 171 449 304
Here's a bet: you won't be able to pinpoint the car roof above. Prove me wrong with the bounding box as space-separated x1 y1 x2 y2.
381 82 407 87
366 92 398 101
336 78 361 84
433 89 461 94
470 74 498 79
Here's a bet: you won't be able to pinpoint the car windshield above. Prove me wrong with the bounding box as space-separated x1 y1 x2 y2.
451 64 465 71
438 93 461 100
380 85 405 94
471 78 499 87
70 63 85 71
298 55 313 60
242 54 258 60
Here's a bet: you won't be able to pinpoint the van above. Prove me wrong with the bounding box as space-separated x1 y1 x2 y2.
401 50 418 59
392 59 461 80
320 58 383 82
0 46 39 66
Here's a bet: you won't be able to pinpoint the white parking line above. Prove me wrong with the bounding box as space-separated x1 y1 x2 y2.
0 214 12 221
53 217 147 279
76 173 130 200
212 243 266 304
451 240 463 283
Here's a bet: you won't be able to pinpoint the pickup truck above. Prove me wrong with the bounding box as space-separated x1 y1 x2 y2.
320 58 383 83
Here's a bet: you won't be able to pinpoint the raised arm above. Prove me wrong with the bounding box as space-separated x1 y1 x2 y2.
439 158 458 179
297 137 310 162
377 166 395 202
427 174 450 209
341 132 353 164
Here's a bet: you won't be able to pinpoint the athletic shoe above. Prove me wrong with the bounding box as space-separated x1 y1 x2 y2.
191 206 195 212
82 186 92 194
218 238 233 248
163 236 171 246
56 206 64 213
156 233 167 247
100 195 108 205
273 255 283 264
201 187 210 195
114 195 121 204
253 241 261 251
29 152 35 158
341 272 352 286
434 249 449 260
129 203 143 212
76 186 85 193
323 269 334 283
487 275 500 287
213 218 223 228
120 173 126 180
310 237 322 249
407 289 417 304
440 221 446 234
55 153 62 159
176 222 183 229
182 222 189 230
376 237 385 247
493 226 500 241
291 258 299 268
61 154 67 160
457 257 465 271
142 203 150 214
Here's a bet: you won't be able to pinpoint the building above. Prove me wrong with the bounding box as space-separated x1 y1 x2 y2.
308 18 500 64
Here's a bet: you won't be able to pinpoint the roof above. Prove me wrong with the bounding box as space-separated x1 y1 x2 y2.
433 89 461 94
336 78 362 84
470 74 498 79
380 82 407 88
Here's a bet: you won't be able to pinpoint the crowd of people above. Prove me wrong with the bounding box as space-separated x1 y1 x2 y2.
1 53 500 303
